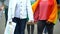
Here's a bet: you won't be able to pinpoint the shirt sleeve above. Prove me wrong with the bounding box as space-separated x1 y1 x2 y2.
8 0 17 21
26 0 34 22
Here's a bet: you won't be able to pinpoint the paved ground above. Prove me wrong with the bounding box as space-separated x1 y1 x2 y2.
0 13 60 34
25 20 60 34
0 14 5 34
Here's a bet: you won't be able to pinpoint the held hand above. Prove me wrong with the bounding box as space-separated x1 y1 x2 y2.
28 20 34 24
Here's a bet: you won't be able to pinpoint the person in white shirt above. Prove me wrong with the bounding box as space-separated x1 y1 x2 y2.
8 0 34 34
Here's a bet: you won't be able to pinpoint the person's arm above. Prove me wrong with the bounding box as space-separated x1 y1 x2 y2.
47 0 58 24
8 0 17 21
7 0 12 21
26 0 34 22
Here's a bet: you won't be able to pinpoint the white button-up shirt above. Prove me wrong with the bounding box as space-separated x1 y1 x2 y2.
8 0 34 22
15 0 27 19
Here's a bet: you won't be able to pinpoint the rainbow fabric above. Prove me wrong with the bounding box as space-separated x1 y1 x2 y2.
32 0 58 24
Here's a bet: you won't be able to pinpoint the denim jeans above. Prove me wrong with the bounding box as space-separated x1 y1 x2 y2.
57 0 60 4
37 20 54 34
12 17 27 34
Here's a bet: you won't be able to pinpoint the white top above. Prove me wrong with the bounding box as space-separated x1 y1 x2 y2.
15 0 27 19
8 0 34 22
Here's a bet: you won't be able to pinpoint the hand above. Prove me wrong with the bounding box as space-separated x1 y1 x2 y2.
7 19 12 23
34 21 37 24
46 21 51 24
46 21 55 25
28 20 34 24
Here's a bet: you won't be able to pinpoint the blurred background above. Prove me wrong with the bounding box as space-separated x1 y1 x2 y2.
0 0 60 34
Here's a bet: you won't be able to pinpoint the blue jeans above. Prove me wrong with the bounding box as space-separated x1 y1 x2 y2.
12 17 27 34
57 0 60 4
37 20 54 34
44 26 48 34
